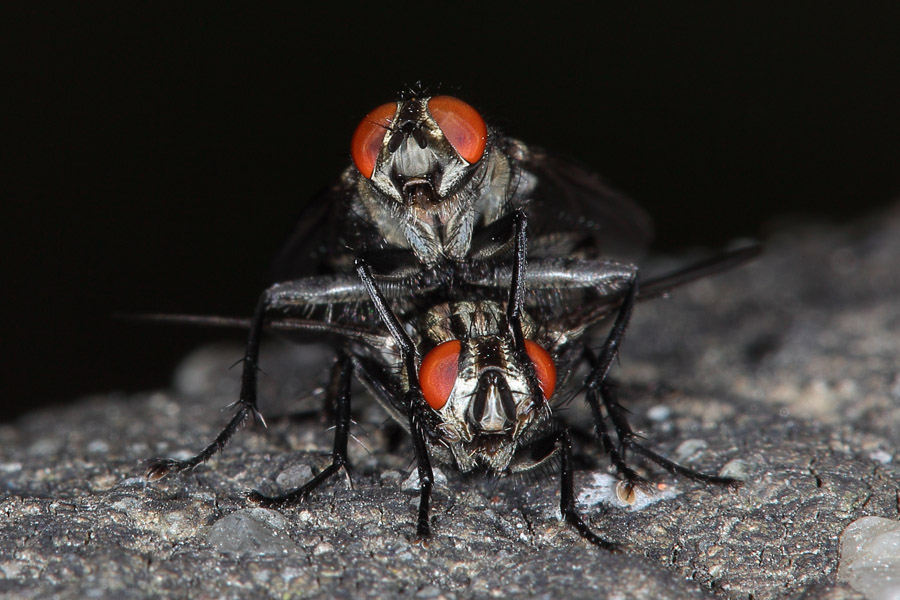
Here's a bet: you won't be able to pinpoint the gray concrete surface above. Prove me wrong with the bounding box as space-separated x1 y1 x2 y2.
2 204 899 599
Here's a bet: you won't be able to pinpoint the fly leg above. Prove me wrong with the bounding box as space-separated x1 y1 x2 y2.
579 282 741 489
356 258 438 541
583 382 645 490
576 264 639 483
510 428 620 551
505 210 551 413
577 277 646 493
503 212 619 550
602 384 742 487
557 428 621 551
247 352 354 506
146 273 378 480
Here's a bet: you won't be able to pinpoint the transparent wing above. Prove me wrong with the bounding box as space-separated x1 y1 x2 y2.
517 145 654 260
267 176 364 283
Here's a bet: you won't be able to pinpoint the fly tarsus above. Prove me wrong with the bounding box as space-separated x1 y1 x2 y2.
624 439 744 488
563 509 622 553
249 354 355 508
587 379 740 492
145 458 183 480
145 403 256 480
246 460 347 508
557 428 621 551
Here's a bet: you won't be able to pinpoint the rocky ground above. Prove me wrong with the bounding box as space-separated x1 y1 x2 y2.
2 204 899 599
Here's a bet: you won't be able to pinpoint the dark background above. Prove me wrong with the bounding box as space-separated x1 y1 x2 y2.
4 5 899 421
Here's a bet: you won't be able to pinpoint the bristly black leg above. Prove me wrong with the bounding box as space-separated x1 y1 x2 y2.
584 383 645 488
505 210 529 351
146 406 254 480
145 271 385 480
582 273 638 393
594 381 638 457
356 259 419 382
319 353 344 426
248 352 354 506
505 210 549 413
356 258 436 541
556 428 621 551
146 293 271 480
408 392 435 541
598 382 742 488
577 281 741 490
623 440 742 487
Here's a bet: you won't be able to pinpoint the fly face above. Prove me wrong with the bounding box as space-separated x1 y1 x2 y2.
353 96 485 204
349 95 531 264
413 301 556 473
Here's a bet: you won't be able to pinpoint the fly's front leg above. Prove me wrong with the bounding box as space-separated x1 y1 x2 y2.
248 352 354 506
407 394 436 541
509 428 619 550
146 274 373 480
556 429 621 551
356 258 437 541
504 210 551 413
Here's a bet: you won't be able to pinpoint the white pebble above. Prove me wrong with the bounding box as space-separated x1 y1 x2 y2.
838 516 900 600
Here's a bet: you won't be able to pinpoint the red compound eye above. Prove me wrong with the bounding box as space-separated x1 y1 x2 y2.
420 340 461 410
350 102 398 178
524 340 556 400
427 96 487 164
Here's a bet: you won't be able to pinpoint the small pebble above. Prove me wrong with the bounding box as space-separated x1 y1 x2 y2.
674 439 708 463
646 405 671 421
718 459 751 481
276 464 314 489
207 509 298 556
838 516 900 600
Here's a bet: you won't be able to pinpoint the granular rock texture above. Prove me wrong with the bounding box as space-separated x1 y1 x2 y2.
2 204 899 599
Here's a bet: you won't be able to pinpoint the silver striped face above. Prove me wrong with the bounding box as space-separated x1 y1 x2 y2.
352 97 536 265
415 301 549 473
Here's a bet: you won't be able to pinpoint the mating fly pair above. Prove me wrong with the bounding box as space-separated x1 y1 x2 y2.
147 92 752 548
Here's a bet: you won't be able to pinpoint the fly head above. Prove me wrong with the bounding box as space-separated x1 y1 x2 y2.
349 96 531 265
414 301 558 473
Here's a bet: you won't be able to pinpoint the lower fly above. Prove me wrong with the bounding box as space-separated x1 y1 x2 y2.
146 211 753 548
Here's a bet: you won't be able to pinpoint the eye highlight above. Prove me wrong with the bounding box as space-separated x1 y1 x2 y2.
427 96 487 165
350 102 398 178
420 340 461 410
524 340 556 400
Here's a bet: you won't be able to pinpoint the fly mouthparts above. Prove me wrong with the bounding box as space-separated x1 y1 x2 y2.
403 181 439 206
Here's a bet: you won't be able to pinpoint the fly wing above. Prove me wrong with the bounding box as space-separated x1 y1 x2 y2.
268 172 381 283
548 244 761 334
127 312 391 347
516 145 654 260
268 170 428 284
